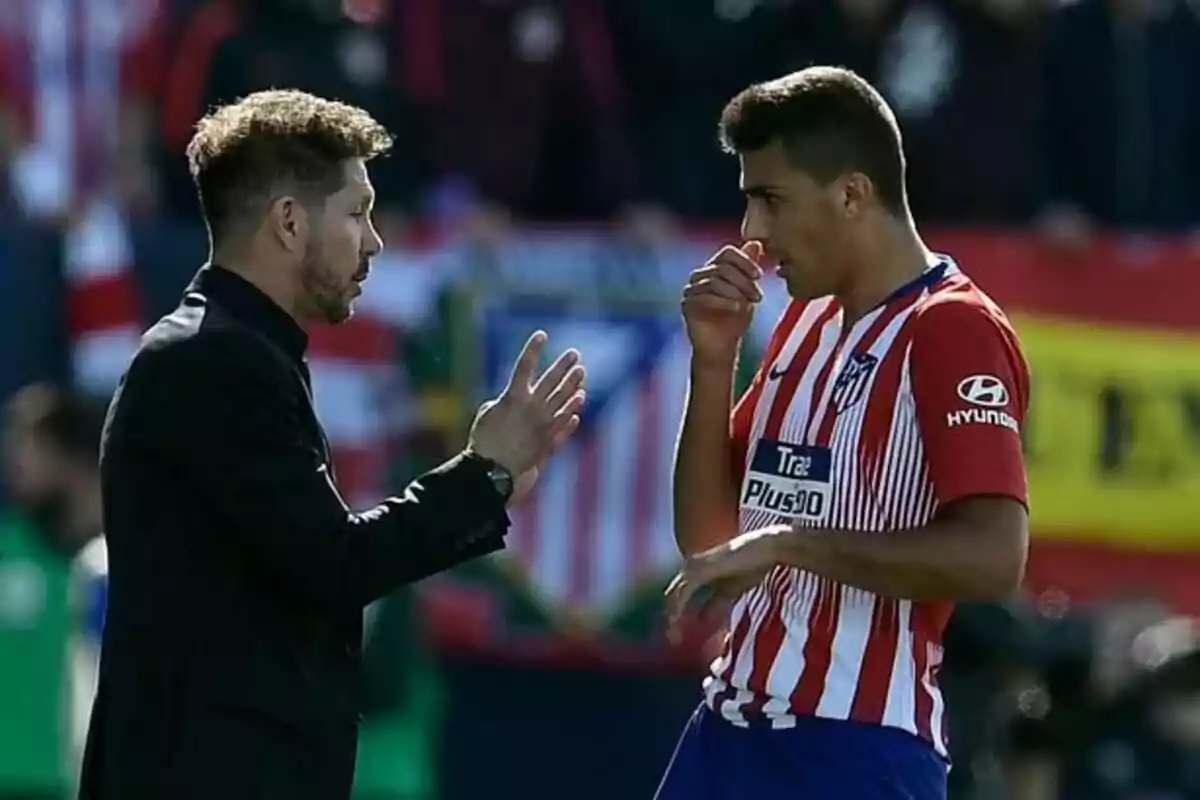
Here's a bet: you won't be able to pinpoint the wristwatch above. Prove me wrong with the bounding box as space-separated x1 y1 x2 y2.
487 462 514 503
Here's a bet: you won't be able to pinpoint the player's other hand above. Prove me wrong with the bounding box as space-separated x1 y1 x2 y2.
664 524 787 641
469 331 586 506
682 241 764 366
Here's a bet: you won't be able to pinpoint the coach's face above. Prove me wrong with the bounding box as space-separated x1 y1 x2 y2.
739 140 856 302
297 158 383 324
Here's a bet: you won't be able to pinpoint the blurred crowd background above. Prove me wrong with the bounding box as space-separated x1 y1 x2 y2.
0 0 1198 798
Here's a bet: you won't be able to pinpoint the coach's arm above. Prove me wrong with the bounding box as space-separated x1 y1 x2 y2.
132 330 508 614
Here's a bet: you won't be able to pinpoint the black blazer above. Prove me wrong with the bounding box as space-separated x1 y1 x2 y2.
79 266 509 800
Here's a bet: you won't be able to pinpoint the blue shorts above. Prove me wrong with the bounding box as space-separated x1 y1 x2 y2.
655 704 947 800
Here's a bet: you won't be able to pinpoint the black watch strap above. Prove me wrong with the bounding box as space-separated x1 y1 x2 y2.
465 451 513 503
487 462 514 502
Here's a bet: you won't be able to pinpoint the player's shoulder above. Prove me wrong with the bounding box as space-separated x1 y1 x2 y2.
911 266 1019 341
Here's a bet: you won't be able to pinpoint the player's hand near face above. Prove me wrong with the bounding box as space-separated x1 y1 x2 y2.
469 331 586 506
682 241 765 365
664 523 788 637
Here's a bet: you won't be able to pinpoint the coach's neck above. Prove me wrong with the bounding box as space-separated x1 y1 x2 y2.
211 238 306 324
838 210 931 325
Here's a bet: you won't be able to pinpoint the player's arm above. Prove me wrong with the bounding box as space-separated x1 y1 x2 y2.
776 301 1030 601
127 330 510 614
673 244 765 556
779 496 1027 601
673 358 742 556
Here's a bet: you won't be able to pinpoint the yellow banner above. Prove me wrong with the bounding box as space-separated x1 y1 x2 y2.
1017 314 1200 548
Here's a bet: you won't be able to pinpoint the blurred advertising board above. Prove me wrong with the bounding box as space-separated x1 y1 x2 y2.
928 231 1200 617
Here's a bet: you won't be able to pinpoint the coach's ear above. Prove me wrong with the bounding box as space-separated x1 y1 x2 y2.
268 195 310 254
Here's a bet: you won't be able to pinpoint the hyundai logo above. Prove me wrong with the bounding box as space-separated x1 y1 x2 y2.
956 375 1009 408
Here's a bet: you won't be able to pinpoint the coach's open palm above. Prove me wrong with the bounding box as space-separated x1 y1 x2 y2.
682 242 764 365
469 331 586 506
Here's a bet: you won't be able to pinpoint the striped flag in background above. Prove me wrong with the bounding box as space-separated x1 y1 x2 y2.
307 249 452 509
64 198 142 395
480 300 690 620
307 315 396 510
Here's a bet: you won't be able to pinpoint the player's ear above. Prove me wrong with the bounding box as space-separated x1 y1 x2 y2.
838 172 872 220
267 195 309 253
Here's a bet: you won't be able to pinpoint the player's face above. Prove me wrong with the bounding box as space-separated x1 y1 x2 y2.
738 141 853 301
297 158 383 324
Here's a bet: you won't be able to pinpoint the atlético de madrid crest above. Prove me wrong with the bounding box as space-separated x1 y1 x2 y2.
830 352 878 413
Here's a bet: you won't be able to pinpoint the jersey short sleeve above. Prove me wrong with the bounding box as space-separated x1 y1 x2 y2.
909 298 1030 506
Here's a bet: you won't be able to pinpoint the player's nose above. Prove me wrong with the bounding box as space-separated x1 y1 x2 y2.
741 206 768 243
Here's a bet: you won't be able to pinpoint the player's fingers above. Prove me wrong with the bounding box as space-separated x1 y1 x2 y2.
706 244 764 282
742 240 765 265
687 263 761 301
507 330 547 391
699 590 733 626
664 582 692 638
531 349 580 401
700 577 754 625
697 277 744 302
682 293 747 316
685 276 756 305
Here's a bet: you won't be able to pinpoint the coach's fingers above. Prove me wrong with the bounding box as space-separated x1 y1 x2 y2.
550 414 580 447
532 349 580 401
544 366 586 413
507 330 547 392
547 390 586 432
531 412 580 468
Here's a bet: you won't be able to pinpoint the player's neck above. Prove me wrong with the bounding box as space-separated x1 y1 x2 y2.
838 216 931 326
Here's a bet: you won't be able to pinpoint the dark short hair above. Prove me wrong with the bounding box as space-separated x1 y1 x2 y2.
5 384 106 463
718 66 907 215
187 89 393 241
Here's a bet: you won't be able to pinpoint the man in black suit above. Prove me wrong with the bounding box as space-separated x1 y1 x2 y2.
78 89 586 800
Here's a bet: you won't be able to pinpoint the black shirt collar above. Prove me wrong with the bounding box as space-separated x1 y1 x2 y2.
188 265 309 362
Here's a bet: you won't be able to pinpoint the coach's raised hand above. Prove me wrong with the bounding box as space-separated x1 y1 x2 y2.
682 241 764 365
469 331 586 505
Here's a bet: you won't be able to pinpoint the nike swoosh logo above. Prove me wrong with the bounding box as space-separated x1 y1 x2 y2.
768 365 788 381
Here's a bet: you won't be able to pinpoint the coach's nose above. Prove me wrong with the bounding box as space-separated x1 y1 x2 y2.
364 217 384 257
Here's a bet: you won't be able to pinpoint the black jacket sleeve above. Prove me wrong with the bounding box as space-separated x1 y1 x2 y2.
128 328 508 612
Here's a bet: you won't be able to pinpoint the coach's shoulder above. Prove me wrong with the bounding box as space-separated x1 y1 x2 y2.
132 313 281 389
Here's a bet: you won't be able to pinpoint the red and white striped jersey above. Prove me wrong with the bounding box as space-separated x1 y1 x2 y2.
702 256 1029 757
